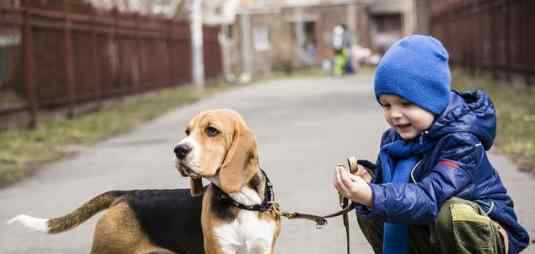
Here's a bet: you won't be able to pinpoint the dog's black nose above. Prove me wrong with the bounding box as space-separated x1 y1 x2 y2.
174 144 192 159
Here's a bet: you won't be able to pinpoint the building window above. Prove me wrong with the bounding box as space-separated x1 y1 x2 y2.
375 14 402 33
256 0 272 7
254 26 271 51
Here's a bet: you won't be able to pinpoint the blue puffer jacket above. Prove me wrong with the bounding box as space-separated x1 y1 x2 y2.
356 90 530 253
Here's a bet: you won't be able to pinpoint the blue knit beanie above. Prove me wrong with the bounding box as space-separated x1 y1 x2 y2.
374 35 451 115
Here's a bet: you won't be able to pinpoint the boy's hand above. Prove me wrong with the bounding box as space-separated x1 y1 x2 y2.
334 165 373 207
354 163 373 183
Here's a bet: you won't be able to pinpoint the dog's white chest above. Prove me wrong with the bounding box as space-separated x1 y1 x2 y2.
214 210 276 254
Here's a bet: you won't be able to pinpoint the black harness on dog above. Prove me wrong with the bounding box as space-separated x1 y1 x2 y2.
211 169 276 212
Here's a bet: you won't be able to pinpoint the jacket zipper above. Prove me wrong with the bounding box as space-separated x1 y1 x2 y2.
419 130 430 145
410 160 423 183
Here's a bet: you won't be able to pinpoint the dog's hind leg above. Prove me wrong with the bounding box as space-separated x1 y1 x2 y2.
90 202 153 254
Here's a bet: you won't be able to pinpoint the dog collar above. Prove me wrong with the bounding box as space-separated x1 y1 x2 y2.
211 168 275 212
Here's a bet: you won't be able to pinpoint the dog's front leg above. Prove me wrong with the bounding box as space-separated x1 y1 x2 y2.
214 243 240 254
204 244 239 254
204 233 241 254
245 238 273 254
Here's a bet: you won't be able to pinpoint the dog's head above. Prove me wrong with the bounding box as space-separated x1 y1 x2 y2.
174 109 258 194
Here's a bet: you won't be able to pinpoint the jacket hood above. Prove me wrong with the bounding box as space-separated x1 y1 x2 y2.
427 90 496 150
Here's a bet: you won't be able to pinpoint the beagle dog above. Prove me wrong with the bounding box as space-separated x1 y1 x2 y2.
9 109 281 254
176 109 281 254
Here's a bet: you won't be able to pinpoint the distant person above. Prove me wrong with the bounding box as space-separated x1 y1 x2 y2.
304 40 317 67
340 24 353 74
332 24 352 76
334 35 529 254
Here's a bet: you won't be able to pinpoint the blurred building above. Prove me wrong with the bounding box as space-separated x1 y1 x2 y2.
77 0 430 81
222 0 371 80
368 0 429 54
215 0 428 80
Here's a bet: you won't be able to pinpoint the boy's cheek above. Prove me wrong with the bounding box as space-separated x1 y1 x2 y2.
396 127 420 140
384 117 394 128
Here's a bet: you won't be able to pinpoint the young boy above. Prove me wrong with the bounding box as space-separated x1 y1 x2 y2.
334 35 529 254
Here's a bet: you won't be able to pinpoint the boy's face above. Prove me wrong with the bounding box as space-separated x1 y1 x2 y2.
379 94 435 141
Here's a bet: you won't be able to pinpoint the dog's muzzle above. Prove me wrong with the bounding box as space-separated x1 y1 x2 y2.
174 143 192 160
177 162 200 178
174 143 199 178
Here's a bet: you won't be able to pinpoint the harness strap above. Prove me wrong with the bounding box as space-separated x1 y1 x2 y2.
211 169 275 212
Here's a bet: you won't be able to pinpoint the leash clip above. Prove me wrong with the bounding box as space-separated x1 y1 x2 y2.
268 201 282 217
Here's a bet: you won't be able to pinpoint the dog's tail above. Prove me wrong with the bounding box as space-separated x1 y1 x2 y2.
7 190 127 234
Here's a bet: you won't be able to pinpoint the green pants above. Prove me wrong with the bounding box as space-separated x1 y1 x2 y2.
333 49 348 76
357 198 508 254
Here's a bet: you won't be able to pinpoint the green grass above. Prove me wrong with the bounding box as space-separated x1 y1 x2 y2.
452 69 535 173
0 82 233 188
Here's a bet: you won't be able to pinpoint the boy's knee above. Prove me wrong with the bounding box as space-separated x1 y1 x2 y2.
435 198 488 235
434 198 504 253
435 197 460 233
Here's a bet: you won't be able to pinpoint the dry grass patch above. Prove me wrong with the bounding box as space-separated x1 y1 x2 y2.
0 82 233 188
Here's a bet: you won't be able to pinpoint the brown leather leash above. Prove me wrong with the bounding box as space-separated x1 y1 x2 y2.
276 157 364 254
206 157 374 254
275 201 355 254
275 200 355 225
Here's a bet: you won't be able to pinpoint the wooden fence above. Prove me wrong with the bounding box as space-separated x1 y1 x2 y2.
431 0 535 85
0 0 222 127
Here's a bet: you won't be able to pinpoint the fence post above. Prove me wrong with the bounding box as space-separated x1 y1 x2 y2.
504 0 511 82
113 9 123 97
23 6 38 128
167 19 174 87
64 0 76 118
474 5 481 76
524 0 532 85
191 0 205 89
134 13 143 93
92 9 102 108
490 5 498 80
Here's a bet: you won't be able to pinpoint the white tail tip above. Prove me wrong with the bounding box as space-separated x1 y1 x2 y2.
7 214 49 233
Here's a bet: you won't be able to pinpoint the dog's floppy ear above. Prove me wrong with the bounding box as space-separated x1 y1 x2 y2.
219 121 258 194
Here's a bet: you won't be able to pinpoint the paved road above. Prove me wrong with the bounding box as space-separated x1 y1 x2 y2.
1 74 533 253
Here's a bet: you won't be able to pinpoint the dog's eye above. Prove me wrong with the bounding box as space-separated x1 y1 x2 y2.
205 126 220 137
185 128 191 136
